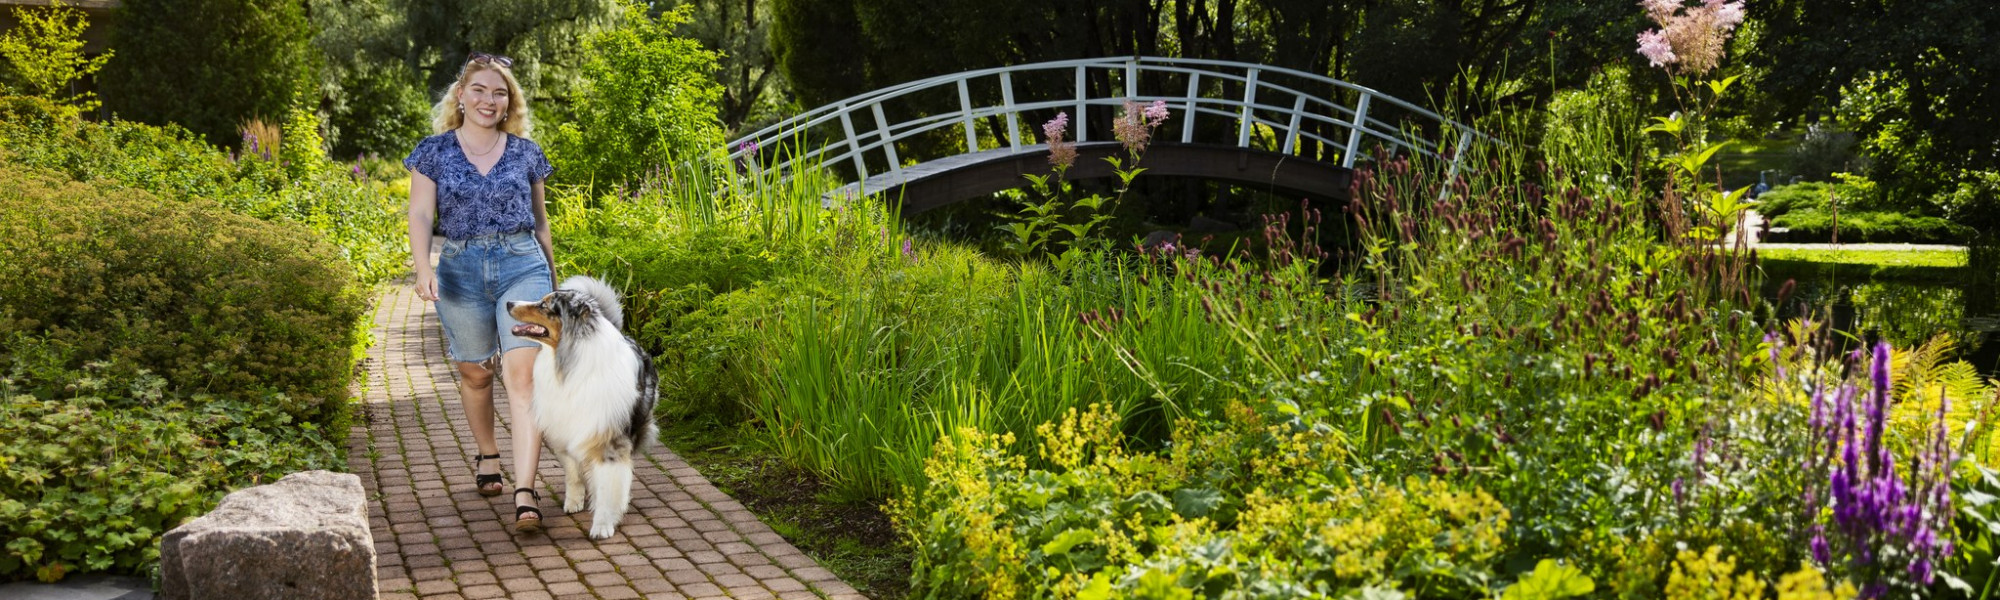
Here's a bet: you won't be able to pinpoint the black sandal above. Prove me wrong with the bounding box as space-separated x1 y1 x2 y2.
472 453 504 496
513 488 543 533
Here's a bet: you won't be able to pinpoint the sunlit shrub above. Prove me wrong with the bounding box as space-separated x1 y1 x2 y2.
0 96 407 283
0 164 366 425
890 402 1513 599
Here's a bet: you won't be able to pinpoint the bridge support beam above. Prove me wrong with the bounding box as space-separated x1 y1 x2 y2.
849 142 1354 215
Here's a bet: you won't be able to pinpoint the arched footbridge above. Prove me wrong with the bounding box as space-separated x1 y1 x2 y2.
725 56 1487 214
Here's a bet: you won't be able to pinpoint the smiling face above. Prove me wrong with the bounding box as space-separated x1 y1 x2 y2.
456 69 512 131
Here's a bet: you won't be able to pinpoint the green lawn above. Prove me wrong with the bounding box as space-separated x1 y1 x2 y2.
1758 248 1968 268
1760 247 1970 284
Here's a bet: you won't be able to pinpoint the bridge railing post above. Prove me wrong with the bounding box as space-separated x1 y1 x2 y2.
872 103 901 174
1237 68 1260 149
1343 92 1371 168
1001 72 1021 153
1075 65 1088 142
838 106 867 180
1440 129 1476 201
958 78 977 153
1181 73 1199 144
1283 95 1307 155
1124 58 1138 100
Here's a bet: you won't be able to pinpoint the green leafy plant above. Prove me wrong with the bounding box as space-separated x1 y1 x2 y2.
1634 0 1754 242
1003 100 1170 272
545 1 726 191
0 0 109 116
889 402 1513 599
0 339 343 583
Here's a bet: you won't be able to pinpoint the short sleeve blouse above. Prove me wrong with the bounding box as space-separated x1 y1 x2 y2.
403 130 556 240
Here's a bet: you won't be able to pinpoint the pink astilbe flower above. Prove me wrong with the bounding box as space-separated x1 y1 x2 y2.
1143 100 1170 127
1113 100 1152 153
1636 30 1677 68
1635 0 1746 76
1044 112 1076 169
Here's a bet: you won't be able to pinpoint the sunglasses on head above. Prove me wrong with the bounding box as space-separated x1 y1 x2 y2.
467 52 514 68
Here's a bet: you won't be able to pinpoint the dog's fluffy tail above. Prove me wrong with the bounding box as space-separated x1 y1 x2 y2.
561 275 625 329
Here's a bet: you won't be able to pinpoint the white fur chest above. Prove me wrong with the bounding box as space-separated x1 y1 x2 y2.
528 329 642 453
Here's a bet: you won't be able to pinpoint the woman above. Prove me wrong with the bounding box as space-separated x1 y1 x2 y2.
403 52 556 533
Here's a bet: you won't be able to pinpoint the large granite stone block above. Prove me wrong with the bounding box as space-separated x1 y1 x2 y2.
159 470 375 600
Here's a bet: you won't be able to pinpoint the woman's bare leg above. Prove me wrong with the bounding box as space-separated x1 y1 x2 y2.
456 361 503 494
500 347 543 515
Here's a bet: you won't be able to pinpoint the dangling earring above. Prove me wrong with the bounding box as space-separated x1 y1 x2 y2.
457 102 465 113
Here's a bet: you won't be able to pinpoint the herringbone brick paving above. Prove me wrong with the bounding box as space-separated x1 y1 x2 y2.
346 280 864 600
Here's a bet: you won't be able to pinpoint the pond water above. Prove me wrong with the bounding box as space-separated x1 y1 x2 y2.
1763 266 1998 377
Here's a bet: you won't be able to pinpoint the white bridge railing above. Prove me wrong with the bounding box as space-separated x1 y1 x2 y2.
726 56 1486 187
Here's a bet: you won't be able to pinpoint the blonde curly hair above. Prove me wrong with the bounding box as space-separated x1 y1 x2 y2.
429 56 534 138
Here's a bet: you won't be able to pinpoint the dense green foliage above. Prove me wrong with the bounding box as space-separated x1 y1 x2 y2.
0 96 408 283
655 0 785 130
397 0 620 108
544 2 726 189
0 90 403 583
307 0 431 160
1756 0 2000 187
99 0 317 148
0 346 344 583
892 403 1513 598
0 1 109 115
0 164 367 425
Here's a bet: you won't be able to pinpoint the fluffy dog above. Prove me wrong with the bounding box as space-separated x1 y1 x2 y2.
507 276 659 539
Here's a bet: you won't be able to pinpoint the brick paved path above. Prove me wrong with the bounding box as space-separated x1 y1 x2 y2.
346 281 865 600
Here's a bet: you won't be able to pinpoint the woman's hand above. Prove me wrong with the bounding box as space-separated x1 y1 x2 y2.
414 269 440 302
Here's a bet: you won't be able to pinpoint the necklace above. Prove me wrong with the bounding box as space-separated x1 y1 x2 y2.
463 130 504 157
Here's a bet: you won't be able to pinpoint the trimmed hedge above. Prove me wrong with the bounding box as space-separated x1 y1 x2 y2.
0 164 367 425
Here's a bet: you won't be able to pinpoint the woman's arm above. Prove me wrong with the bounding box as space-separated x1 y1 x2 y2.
532 179 555 280
409 171 440 301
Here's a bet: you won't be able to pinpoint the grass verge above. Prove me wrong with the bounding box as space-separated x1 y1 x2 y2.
1761 248 1970 284
657 415 911 599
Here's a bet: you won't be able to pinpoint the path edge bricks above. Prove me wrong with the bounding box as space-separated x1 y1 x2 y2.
348 279 868 600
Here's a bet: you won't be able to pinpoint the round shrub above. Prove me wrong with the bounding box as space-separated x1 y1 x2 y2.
0 164 366 425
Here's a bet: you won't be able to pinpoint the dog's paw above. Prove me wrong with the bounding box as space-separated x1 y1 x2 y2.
588 521 618 540
563 495 588 514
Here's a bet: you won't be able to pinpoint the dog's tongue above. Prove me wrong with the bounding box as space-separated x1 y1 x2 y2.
511 323 548 337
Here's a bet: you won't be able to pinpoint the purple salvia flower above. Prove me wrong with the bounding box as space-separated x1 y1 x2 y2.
902 239 915 262
1866 342 1890 475
738 140 759 156
1811 531 1830 564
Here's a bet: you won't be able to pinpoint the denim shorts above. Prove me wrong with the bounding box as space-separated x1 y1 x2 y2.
435 231 554 364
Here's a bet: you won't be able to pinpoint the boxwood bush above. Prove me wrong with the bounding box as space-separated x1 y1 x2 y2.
0 164 367 425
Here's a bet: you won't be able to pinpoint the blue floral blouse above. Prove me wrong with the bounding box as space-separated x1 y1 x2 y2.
403 130 556 240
